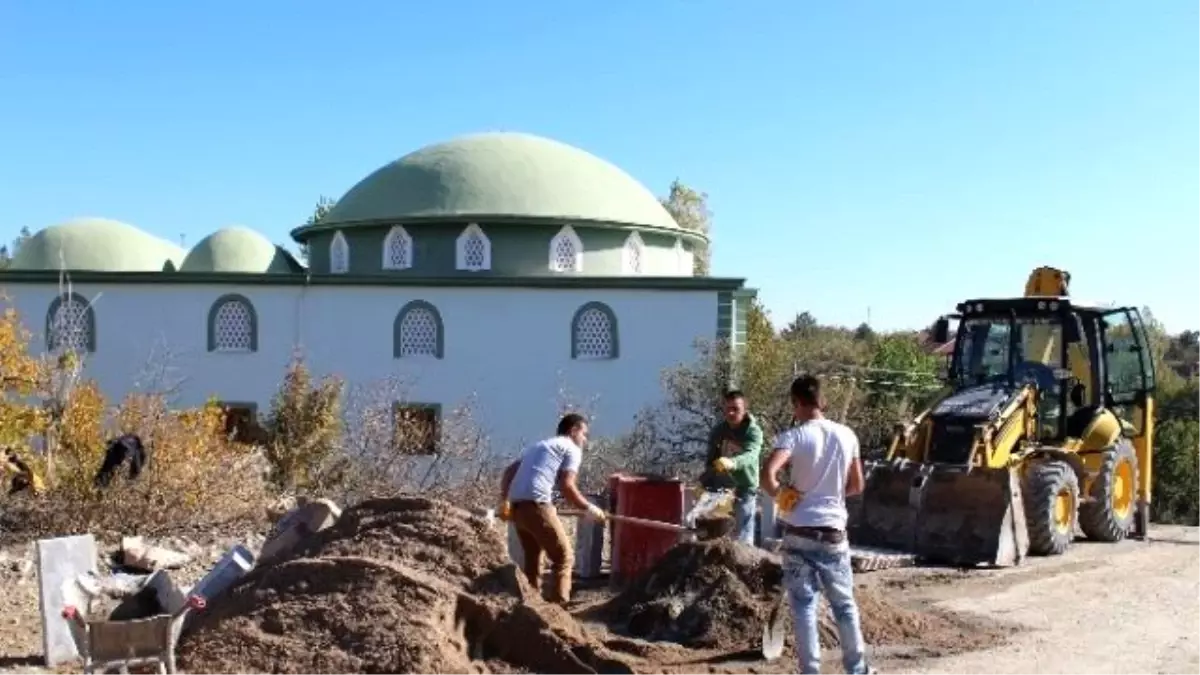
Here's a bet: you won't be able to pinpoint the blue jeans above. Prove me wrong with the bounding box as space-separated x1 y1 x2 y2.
781 533 868 674
732 491 757 545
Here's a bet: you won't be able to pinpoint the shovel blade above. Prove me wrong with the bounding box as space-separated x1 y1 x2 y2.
761 595 788 661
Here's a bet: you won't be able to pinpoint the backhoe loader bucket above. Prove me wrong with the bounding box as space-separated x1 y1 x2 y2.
849 460 1030 568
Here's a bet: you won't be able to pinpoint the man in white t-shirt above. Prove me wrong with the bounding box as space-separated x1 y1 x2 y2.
498 413 608 604
763 375 871 675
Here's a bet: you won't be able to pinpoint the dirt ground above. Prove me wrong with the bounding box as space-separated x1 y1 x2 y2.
0 517 1195 674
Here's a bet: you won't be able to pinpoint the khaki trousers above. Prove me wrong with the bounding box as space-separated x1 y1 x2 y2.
511 501 574 603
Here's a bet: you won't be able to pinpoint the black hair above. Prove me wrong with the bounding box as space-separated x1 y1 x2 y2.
723 390 746 402
789 375 824 409
557 413 588 436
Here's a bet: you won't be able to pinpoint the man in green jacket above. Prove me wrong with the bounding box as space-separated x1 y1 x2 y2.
699 390 765 545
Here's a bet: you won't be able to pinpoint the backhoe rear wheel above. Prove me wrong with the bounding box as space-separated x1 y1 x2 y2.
1023 459 1078 556
1079 440 1138 542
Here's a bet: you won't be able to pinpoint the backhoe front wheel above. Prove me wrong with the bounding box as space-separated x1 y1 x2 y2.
1023 459 1078 556
1079 441 1138 542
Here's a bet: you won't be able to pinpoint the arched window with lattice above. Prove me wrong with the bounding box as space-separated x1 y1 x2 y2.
45 292 96 354
673 237 692 276
571 302 619 360
622 231 645 275
382 225 413 270
394 300 444 359
207 294 258 353
456 223 491 272
329 230 350 274
548 225 583 273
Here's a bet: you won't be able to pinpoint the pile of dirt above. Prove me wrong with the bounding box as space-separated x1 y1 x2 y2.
605 539 781 648
605 539 1009 656
176 496 633 674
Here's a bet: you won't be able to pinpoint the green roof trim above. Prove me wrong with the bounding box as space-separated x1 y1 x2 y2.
0 269 748 291
293 132 700 242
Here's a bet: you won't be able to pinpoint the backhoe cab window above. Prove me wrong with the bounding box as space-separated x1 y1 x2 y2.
954 316 1066 389
1101 311 1146 402
954 319 1011 384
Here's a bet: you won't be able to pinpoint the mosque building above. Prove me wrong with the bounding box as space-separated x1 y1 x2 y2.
0 132 754 453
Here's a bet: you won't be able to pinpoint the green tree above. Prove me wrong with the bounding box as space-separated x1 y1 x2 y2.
298 196 337 265
628 310 874 476
853 322 877 343
262 353 344 491
1152 418 1199 525
746 298 775 344
781 312 819 340
659 180 711 276
1137 307 1189 397
0 227 33 269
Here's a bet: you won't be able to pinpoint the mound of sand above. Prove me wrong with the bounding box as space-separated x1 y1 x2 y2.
605 539 1008 655
176 496 633 674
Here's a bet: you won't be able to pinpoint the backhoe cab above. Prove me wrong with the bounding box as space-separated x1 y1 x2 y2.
848 267 1157 567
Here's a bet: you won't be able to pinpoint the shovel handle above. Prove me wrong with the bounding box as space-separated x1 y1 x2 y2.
559 510 693 534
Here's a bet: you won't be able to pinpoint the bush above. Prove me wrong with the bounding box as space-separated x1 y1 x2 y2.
1152 418 1199 525
0 302 48 454
6 385 274 538
334 376 499 506
260 353 343 492
0 298 273 539
49 379 107 494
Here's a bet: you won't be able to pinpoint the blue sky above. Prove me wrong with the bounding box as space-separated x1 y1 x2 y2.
1 1 1196 333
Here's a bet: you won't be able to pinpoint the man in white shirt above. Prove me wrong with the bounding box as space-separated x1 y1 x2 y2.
498 413 608 605
763 375 871 675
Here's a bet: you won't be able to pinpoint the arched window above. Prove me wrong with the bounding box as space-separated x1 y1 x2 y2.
46 292 96 353
329 230 350 274
622 231 645 275
207 294 257 353
571 302 619 360
383 225 413 270
394 300 444 359
456 223 491 272
549 225 583 273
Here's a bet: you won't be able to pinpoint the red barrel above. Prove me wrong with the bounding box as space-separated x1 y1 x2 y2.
608 474 685 587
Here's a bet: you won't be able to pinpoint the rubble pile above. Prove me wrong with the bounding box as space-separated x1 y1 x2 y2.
606 539 1008 655
176 496 634 674
606 539 781 648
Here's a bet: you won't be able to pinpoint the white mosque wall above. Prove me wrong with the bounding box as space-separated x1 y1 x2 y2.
1 282 720 455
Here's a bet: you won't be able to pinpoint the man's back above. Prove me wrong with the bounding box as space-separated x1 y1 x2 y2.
779 418 859 529
508 436 582 503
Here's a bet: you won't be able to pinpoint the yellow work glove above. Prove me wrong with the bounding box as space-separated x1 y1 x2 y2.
776 486 802 512
585 502 609 523
497 500 512 522
712 457 736 473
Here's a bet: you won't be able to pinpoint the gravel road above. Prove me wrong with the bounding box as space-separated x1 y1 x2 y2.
891 525 1200 674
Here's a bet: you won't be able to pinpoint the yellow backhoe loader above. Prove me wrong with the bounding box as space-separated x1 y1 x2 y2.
848 267 1156 566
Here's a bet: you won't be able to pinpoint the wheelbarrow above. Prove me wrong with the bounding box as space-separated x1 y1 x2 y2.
62 594 206 674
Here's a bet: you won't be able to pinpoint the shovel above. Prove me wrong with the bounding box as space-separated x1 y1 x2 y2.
559 509 695 534
761 592 788 660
